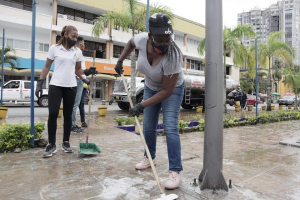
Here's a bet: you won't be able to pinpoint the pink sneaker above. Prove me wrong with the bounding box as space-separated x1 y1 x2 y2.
165 171 181 190
135 157 156 170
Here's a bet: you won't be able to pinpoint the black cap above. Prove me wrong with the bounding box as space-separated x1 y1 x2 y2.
149 13 173 35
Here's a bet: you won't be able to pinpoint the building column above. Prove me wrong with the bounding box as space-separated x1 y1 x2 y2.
183 34 188 52
51 0 58 45
183 56 187 69
106 41 114 59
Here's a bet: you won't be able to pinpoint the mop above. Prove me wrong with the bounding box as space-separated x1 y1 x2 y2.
121 74 178 200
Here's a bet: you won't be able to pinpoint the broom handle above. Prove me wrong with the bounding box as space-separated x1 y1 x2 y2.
86 51 96 143
121 74 164 194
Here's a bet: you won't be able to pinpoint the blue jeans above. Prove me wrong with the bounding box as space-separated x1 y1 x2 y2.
143 82 185 172
72 77 83 126
79 88 88 123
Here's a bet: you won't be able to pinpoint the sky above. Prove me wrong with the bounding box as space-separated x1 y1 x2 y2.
140 0 280 28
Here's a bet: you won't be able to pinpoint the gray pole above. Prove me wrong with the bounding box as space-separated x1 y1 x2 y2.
255 39 258 118
1 29 5 107
199 0 228 191
146 0 150 32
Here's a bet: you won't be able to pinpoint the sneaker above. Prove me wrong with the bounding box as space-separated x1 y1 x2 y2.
165 171 181 190
43 144 57 158
82 122 87 128
71 125 83 133
62 142 73 153
135 157 156 170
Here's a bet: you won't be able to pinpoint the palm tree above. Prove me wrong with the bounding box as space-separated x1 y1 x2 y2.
240 79 253 94
198 25 256 113
0 46 20 71
257 32 294 111
92 0 173 104
283 69 300 109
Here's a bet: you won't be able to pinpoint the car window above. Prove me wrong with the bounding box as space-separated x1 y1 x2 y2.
4 81 20 89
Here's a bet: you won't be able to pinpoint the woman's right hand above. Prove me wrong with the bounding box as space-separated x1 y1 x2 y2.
35 79 44 98
115 61 124 75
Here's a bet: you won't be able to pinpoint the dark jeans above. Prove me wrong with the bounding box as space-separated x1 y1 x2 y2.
48 85 77 145
79 88 88 123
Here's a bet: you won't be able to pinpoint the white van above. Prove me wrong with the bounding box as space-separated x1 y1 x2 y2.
0 80 48 107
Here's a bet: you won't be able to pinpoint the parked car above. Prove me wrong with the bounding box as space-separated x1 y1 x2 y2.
0 80 48 107
278 95 299 106
246 94 260 106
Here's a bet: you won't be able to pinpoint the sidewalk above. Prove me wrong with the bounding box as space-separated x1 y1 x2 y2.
0 116 299 199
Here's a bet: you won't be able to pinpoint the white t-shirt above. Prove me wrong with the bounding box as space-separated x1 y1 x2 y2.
134 32 184 91
48 44 83 87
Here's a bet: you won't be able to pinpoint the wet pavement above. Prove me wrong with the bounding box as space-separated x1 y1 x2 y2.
0 115 300 200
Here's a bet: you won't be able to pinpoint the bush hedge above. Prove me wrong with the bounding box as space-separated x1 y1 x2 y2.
0 123 45 152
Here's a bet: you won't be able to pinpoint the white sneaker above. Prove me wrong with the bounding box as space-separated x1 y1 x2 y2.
165 171 181 190
135 157 156 170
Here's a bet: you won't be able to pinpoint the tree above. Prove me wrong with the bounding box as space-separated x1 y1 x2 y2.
240 79 253 94
0 46 20 71
284 68 300 109
257 32 294 111
198 25 256 113
92 0 173 104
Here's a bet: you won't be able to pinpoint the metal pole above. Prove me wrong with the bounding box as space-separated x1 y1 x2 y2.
146 0 150 32
255 38 258 118
30 0 36 147
199 0 228 191
1 29 5 107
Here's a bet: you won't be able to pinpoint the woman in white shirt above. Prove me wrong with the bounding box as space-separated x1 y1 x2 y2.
35 25 97 158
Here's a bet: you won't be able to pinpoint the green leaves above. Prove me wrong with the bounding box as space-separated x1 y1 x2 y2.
0 123 45 152
92 0 173 38
0 46 20 71
178 120 189 134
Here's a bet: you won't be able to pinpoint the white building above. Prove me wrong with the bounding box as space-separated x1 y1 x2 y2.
238 0 300 65
0 0 239 101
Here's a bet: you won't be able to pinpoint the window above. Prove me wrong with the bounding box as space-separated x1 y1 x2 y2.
186 59 204 71
35 43 49 52
113 45 138 60
7 38 13 47
14 39 30 50
83 40 106 59
57 6 99 25
285 13 292 20
24 82 31 89
0 0 32 11
4 81 20 89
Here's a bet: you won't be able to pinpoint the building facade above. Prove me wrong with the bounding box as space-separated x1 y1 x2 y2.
238 0 300 65
0 0 239 101
238 0 300 96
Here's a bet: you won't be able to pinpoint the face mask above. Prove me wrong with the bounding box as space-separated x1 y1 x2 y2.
151 41 169 54
80 46 85 51
67 37 76 47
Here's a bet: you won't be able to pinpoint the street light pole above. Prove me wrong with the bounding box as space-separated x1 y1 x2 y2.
199 0 228 191
146 0 150 32
255 38 258 118
30 0 37 147
1 29 5 107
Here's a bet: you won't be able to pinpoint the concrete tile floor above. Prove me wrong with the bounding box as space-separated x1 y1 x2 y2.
0 116 299 200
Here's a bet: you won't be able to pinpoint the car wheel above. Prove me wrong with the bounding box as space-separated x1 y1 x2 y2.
38 96 48 107
117 102 130 110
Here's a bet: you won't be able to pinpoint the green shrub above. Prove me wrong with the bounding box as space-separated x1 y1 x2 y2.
178 120 189 134
196 119 205 131
114 117 124 126
0 123 45 152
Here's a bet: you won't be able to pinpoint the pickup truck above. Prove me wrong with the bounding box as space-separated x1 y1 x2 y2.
0 80 48 107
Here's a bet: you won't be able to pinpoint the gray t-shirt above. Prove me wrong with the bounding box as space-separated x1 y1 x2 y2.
134 32 184 91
